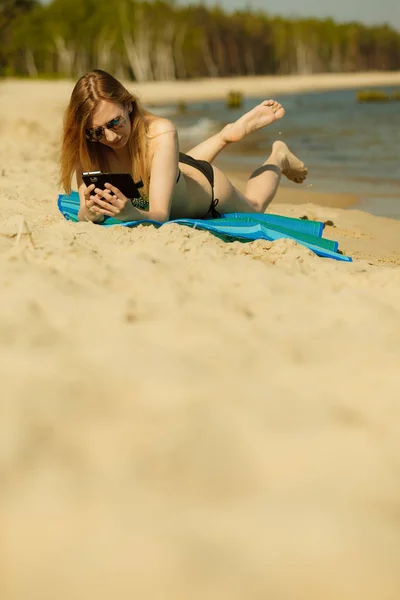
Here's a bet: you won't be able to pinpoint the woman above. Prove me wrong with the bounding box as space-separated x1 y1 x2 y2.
60 69 308 223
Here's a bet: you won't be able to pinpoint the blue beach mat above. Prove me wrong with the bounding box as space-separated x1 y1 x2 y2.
58 191 351 262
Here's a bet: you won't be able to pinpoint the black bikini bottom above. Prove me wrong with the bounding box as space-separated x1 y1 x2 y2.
178 152 221 219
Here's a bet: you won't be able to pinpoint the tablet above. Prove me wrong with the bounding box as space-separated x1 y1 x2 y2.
82 171 143 199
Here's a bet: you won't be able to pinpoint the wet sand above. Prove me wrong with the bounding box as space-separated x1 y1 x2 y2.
1 78 400 599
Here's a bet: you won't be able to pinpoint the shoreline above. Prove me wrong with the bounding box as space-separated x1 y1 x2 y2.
2 71 400 106
134 71 400 105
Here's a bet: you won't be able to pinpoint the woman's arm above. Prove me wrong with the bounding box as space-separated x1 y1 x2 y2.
146 118 179 222
78 118 179 224
111 118 179 223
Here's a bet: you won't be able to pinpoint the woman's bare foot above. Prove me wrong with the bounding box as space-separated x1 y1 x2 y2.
222 100 285 143
272 140 308 184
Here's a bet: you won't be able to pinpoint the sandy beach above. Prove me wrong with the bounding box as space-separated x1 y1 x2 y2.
1 75 400 599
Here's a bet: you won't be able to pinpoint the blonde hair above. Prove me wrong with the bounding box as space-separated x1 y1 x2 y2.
60 69 152 194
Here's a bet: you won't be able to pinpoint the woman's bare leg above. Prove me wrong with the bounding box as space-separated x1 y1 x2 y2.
185 130 231 163
182 100 307 215
245 141 308 211
186 100 285 163
214 141 308 214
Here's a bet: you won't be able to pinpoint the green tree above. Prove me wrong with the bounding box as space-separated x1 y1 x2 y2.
2 0 400 80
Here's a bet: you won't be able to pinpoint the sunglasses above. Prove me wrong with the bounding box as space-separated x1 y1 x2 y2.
86 115 127 142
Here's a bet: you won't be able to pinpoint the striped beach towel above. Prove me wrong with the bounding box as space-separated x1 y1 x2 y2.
58 191 351 262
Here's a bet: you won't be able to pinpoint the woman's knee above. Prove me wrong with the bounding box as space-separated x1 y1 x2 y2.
245 196 265 212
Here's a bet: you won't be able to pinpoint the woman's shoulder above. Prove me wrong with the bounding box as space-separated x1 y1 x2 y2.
146 115 176 138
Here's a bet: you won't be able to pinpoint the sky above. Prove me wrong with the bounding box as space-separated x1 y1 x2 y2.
178 0 400 30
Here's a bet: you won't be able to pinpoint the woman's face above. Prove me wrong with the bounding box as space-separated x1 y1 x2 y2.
87 99 131 150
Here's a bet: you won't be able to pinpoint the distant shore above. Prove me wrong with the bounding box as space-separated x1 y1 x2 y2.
3 71 400 107
132 71 400 105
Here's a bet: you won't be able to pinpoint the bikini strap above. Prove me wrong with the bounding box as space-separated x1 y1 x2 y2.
209 196 220 218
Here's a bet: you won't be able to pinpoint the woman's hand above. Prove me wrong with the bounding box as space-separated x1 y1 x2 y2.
91 183 129 218
82 183 105 222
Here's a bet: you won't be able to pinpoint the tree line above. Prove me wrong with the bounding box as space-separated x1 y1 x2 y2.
1 0 400 80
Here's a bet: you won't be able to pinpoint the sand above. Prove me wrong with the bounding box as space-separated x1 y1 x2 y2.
1 76 400 600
